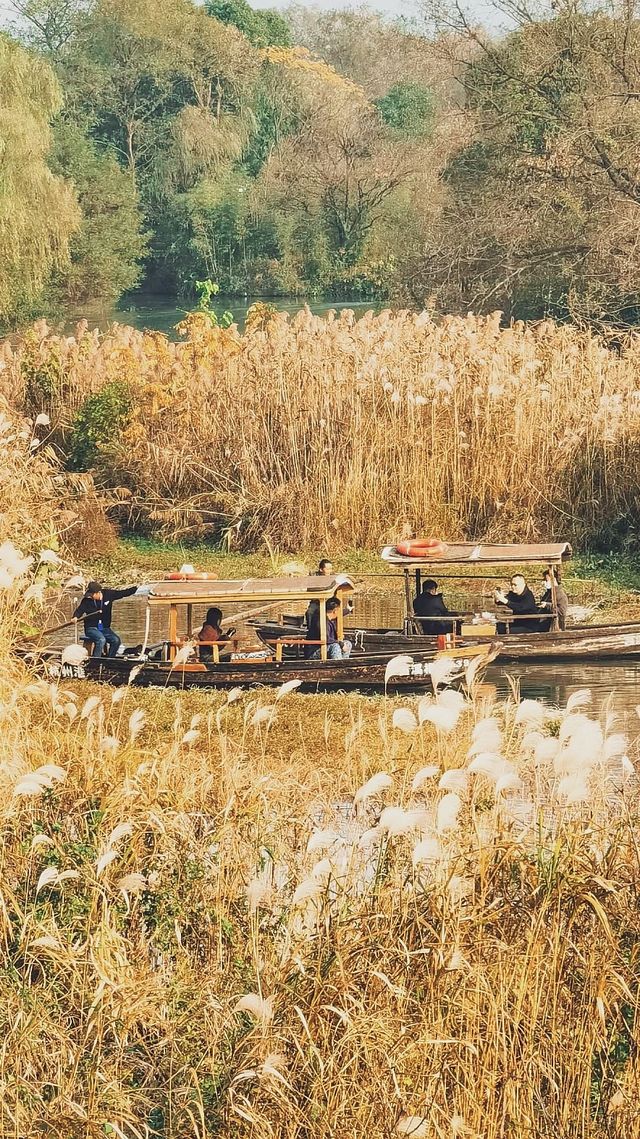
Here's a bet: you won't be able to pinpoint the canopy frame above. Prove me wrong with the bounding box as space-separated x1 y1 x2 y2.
145 575 355 663
385 544 572 636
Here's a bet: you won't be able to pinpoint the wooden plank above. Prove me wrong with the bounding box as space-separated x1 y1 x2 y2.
168 604 177 661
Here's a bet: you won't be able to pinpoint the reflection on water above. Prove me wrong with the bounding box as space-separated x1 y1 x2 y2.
49 587 640 724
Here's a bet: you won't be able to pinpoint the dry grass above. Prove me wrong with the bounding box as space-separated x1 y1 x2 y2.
2 664 640 1138
4 309 640 549
3 320 640 1137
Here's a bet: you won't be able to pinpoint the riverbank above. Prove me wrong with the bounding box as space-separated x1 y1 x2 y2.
6 310 640 552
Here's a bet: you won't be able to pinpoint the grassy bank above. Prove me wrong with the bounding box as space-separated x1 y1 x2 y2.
3 324 640 1136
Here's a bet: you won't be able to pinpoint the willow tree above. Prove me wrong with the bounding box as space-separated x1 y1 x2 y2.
0 34 79 324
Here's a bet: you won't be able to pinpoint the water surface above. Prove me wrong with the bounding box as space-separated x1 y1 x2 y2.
50 588 640 729
57 295 380 338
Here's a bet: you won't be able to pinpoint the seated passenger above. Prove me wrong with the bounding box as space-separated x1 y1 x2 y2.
197 607 227 660
494 575 544 633
304 597 352 660
539 570 569 631
413 579 457 635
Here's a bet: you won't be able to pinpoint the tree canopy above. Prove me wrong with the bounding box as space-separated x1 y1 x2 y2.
6 0 640 327
0 33 79 323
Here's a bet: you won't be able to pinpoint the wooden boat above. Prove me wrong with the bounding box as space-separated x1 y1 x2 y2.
28 574 499 694
254 543 640 663
254 618 640 662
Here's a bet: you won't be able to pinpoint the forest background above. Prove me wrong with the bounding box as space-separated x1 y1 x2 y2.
6 0 640 331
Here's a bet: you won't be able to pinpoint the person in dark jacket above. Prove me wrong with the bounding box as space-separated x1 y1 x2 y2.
413 580 457 635
305 597 352 659
538 570 569 631
494 574 543 634
73 580 137 657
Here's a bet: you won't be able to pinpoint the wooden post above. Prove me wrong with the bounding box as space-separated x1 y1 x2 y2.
336 597 344 640
168 604 178 661
549 564 559 632
404 569 412 633
186 603 193 637
319 597 327 661
415 568 422 597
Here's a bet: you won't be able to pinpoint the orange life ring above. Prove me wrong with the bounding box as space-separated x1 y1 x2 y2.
164 571 215 581
395 538 447 558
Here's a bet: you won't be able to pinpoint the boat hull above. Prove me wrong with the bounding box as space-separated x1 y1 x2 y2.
28 644 495 694
253 620 640 662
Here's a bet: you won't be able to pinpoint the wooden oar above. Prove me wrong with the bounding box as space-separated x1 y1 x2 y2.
220 599 289 627
26 610 102 642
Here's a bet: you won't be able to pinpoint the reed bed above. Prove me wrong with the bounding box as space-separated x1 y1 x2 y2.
2 334 640 1137
3 309 640 549
2 654 640 1138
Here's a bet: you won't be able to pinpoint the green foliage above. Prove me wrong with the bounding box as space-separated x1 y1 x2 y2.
68 382 131 471
0 33 79 328
194 278 233 327
205 0 291 48
376 82 434 137
46 119 147 303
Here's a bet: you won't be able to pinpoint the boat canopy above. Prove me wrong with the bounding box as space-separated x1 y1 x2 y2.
146 574 355 607
382 542 572 566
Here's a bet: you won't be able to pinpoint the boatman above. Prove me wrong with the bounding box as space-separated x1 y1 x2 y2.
74 580 137 657
305 596 352 660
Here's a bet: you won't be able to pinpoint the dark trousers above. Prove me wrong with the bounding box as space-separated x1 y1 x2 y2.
84 627 121 658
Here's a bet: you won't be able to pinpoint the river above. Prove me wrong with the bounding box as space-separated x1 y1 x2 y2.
52 587 640 734
60 294 380 338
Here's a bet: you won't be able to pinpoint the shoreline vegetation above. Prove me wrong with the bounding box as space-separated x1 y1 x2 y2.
0 322 639 1135
4 309 640 557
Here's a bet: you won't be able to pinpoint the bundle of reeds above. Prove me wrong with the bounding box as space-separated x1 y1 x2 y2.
4 309 640 549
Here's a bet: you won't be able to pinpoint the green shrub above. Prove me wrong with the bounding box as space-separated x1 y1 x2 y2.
68 382 131 471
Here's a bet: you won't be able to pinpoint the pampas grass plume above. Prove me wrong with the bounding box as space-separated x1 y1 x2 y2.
418 701 461 732
61 643 88 666
355 771 393 803
275 678 302 699
392 707 418 733
292 878 324 905
234 993 274 1023
96 850 119 876
307 830 341 854
80 695 101 720
604 733 628 760
515 699 548 727
411 764 440 791
437 792 462 833
251 705 276 727
558 773 590 803
246 876 271 911
495 770 523 794
384 655 414 686
128 709 145 741
566 688 592 713
397 1115 429 1137
379 806 429 836
118 873 146 894
438 769 468 794
412 836 441 866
